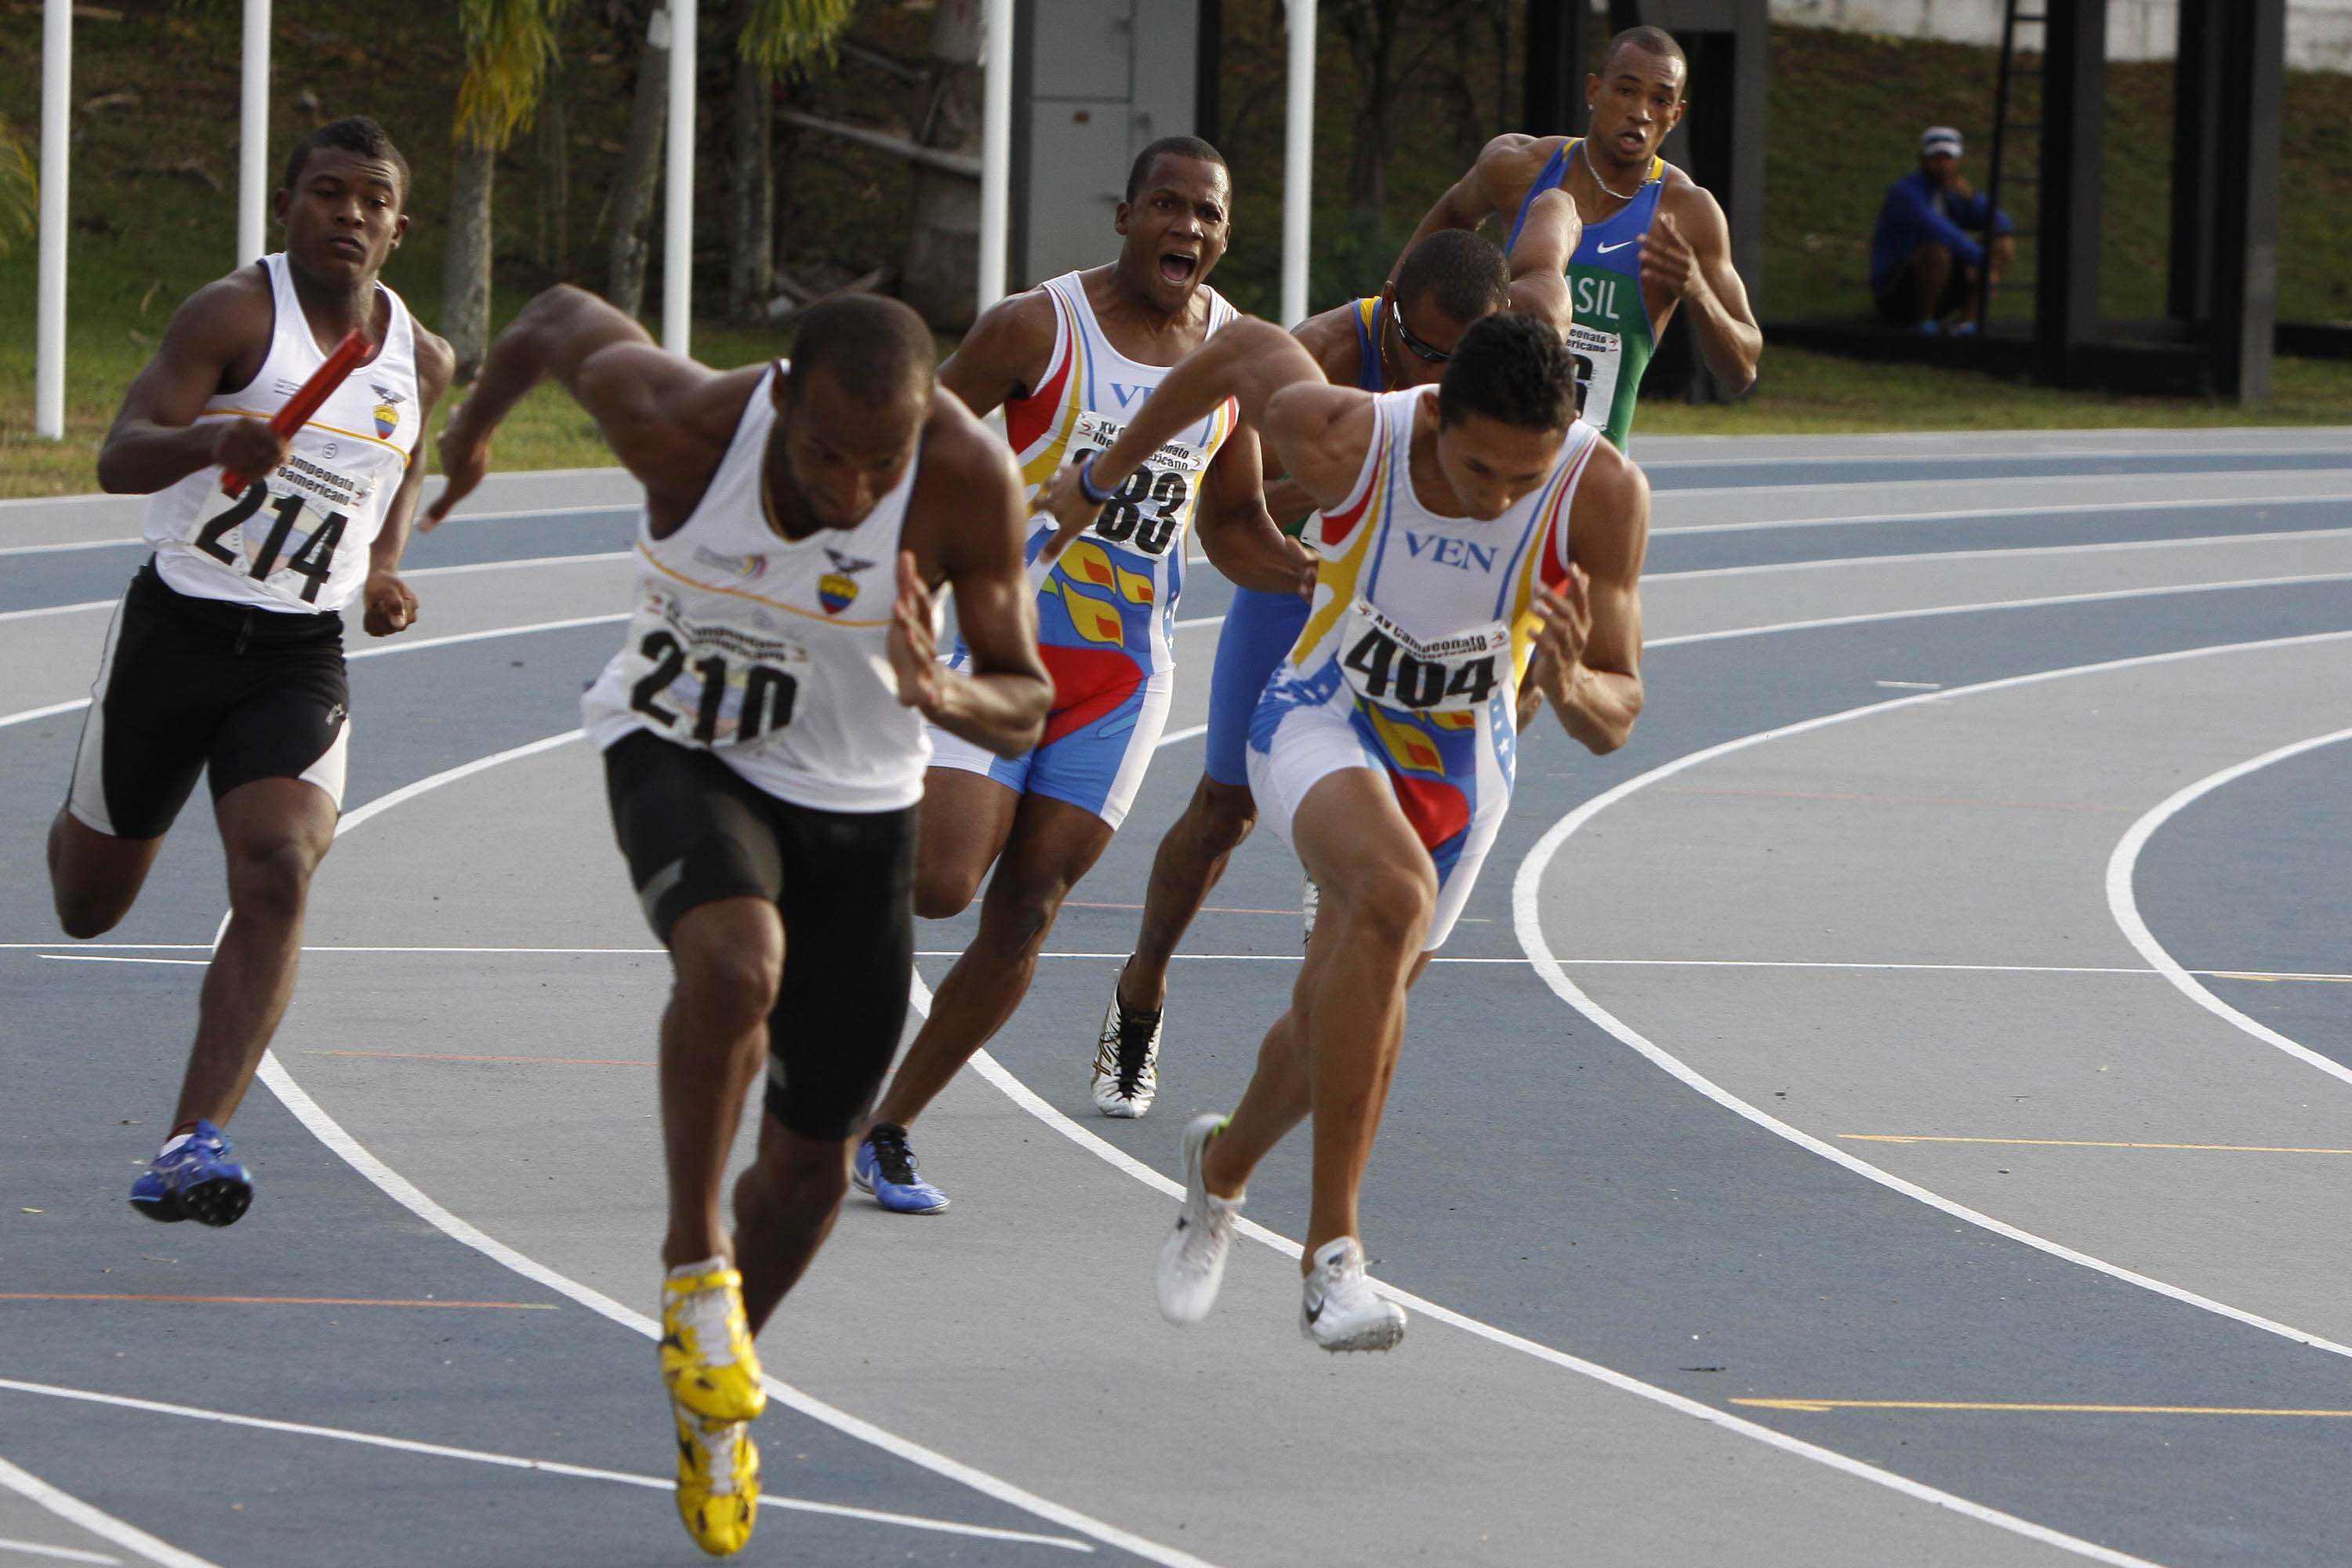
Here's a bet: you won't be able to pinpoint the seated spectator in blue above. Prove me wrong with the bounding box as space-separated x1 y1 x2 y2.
1871 126 2014 336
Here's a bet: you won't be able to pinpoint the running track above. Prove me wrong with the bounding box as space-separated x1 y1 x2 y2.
3 429 2350 1566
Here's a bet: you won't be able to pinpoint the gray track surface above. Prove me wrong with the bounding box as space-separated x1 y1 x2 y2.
5 430 2350 1566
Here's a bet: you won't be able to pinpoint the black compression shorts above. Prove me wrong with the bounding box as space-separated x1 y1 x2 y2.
602 729 918 1143
67 559 350 840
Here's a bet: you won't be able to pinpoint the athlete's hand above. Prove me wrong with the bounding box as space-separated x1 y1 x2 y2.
887 550 945 715
1637 212 1700 301
1287 537 1319 599
422 408 492 532
1035 462 1105 564
211 416 291 485
1529 564 1593 704
362 570 418 637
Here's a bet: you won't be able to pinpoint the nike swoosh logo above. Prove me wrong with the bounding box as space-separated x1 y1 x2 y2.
1596 240 1635 254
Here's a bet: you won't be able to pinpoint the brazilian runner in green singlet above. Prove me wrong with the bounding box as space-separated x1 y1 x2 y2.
1399 24 1762 450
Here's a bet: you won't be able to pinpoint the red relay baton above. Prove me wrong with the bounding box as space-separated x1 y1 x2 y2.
218 328 373 496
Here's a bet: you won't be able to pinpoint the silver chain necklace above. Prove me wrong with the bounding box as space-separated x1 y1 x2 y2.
1581 136 1650 203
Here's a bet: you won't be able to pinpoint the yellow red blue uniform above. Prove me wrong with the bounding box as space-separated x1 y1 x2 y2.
931 270 1240 826
1247 384 1603 948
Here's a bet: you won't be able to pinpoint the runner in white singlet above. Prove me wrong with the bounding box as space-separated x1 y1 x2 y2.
53 117 454 1239
1041 310 1649 1356
430 287 1050 1558
847 135 1310 1214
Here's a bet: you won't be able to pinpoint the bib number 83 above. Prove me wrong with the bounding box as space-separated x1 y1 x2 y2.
1343 626 1497 710
1069 446 1187 557
629 630 799 745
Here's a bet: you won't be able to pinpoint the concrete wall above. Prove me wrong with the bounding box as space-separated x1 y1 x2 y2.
1769 0 2352 71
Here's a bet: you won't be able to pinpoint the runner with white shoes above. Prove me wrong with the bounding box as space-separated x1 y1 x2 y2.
848 135 1308 1212
431 286 1049 1552
1040 308 1649 1353
1090 194 1579 1120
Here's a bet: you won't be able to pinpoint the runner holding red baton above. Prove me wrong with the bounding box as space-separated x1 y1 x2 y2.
217 327 372 495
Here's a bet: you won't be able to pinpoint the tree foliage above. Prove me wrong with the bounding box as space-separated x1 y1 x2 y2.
454 0 575 151
0 113 33 257
738 0 857 84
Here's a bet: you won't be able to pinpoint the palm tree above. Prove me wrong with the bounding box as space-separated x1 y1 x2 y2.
446 0 572 381
606 1 671 319
730 0 856 325
0 113 34 257
899 0 982 330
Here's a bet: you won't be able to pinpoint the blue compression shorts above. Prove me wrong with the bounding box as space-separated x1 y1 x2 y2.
1204 587 1312 787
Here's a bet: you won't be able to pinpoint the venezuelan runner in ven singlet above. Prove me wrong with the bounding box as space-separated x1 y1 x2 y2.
433 286 1051 1557
1034 309 1648 1357
927 266 1240 822
848 136 1305 1214
53 118 453 1242
1096 209 1580 1120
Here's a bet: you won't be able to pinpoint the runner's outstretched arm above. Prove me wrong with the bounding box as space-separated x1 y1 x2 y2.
894 403 1052 759
1194 426 1315 597
1639 191 1761 394
1392 134 1549 279
97 277 288 495
1505 189 1579 334
427 285 740 528
1038 319 1367 555
1522 446 1648 752
937 289 1057 419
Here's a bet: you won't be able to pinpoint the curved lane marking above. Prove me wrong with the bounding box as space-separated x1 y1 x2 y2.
0 1378 1087 1552
263 731 1221 1568
1656 491 2352 537
1648 525 2352 583
1513 629 2352 1368
0 1456 215 1568
2104 724 2352 1090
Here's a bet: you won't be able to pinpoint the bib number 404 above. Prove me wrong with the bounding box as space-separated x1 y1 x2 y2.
1343 626 1497 709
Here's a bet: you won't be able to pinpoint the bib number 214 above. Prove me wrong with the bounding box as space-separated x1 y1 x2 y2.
194 482 345 604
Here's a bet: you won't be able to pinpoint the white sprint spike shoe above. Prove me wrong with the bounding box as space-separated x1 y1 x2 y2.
1091 974 1163 1118
1300 1236 1407 1353
1157 1112 1242 1323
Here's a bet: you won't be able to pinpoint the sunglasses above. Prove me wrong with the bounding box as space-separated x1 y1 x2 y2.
1392 307 1451 364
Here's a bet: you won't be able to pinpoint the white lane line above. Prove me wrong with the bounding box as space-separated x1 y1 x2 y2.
1647 568 2352 650
0 1538 119 1564
1656 493 2352 535
912 996 2169 1568
0 1379 1087 1552
36 955 209 967
249 735 1222 1568
1512 628 2352 1368
0 1457 212 1568
398 550 631 580
0 601 112 624
1648 525 2352 583
2105 725 2352 1091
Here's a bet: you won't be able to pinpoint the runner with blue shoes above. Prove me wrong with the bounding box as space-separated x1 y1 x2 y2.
848 136 1308 1214
1401 24 1761 445
52 118 452 1229
1088 194 1580 1120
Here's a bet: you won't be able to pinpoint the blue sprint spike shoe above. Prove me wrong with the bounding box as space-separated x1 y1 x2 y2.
129 1120 252 1227
852 1123 949 1214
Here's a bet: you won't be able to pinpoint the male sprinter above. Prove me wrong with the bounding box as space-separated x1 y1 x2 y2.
55 116 451 1228
849 135 1306 1212
1091 195 1578 1119
1403 24 1761 441
430 288 1048 1554
1042 310 1647 1352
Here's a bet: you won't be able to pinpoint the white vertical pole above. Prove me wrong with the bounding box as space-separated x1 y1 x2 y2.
976 0 1014 312
1280 0 1316 328
662 0 695 354
34 0 69 439
238 0 270 264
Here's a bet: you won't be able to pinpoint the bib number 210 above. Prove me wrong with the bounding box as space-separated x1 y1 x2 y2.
629 630 799 745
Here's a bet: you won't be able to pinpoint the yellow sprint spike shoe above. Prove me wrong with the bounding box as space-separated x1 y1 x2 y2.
660 1262 768 1422
673 1401 760 1556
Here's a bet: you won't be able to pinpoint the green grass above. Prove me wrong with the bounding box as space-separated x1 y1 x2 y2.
3 7 2348 500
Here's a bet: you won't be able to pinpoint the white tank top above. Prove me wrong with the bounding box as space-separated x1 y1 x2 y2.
581 366 931 813
144 254 421 615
